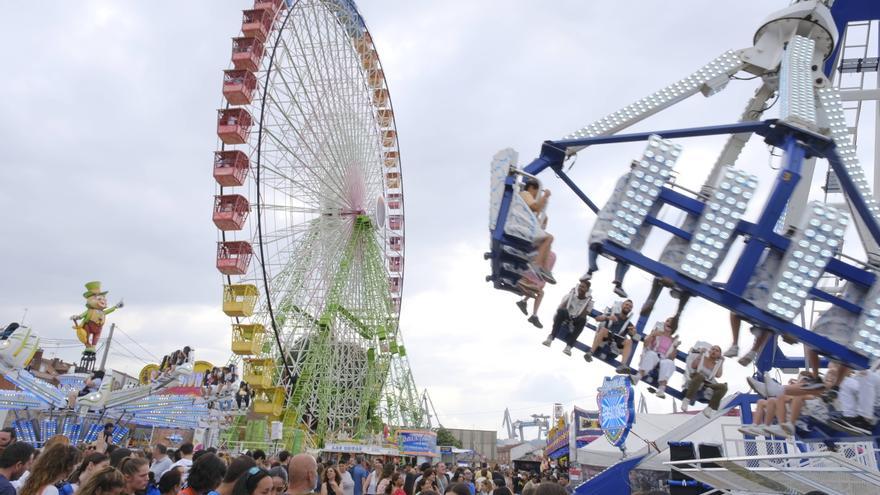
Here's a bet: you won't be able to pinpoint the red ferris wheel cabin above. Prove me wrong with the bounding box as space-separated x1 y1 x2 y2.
231 37 264 72
242 8 274 42
254 0 285 15
217 108 253 145
216 241 254 275
223 70 258 106
213 150 250 187
213 194 251 231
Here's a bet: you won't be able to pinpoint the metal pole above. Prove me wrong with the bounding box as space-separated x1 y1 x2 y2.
99 323 116 371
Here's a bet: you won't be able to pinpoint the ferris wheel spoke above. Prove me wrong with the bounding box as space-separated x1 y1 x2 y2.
259 112 350 208
285 13 374 203
273 31 355 198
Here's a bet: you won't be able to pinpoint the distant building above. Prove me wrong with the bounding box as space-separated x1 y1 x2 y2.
26 349 76 385
445 428 497 462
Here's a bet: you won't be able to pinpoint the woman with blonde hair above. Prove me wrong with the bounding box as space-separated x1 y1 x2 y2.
19 444 81 495
118 457 150 495
76 467 126 495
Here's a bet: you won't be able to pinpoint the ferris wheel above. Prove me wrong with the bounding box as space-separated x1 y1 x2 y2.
211 0 424 448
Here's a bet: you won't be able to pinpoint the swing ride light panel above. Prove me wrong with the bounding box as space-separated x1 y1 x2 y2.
681 167 757 281
765 202 848 320
608 135 681 247
779 35 817 129
853 282 880 359
818 88 880 219
4 371 66 407
566 51 742 140
0 391 42 410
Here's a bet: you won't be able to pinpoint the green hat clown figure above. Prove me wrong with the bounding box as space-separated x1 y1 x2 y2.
70 281 124 354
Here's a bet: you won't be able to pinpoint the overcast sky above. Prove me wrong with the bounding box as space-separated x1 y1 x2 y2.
2 1 875 438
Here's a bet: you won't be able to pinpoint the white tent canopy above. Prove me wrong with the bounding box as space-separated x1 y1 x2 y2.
576 412 743 471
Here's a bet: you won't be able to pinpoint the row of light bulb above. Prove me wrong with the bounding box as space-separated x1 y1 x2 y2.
566 51 742 140
765 202 847 321
0 391 41 409
780 36 817 126
855 302 880 358
608 135 681 246
681 167 757 281
40 419 57 439
13 420 36 445
818 88 880 220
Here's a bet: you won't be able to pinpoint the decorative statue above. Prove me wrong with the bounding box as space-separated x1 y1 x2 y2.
70 281 124 354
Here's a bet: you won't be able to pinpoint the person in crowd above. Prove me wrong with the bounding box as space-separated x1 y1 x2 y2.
443 483 469 495
170 444 194 483
475 479 492 495
520 178 556 285
491 487 511 495
414 469 438 495
118 457 150 495
108 449 133 470
250 451 268 471
0 442 34 495
158 469 182 495
374 463 395 495
150 444 173 481
584 160 646 298
233 468 272 495
433 464 448 495
584 300 637 373
542 279 593 355
402 464 418 495
69 452 110 492
364 459 381 495
76 467 126 495
284 454 318 495
216 457 256 495
681 344 727 416
20 444 80 495
533 483 566 495
556 476 572 495
351 457 368 495
386 474 404 495
461 471 475 495
338 459 354 495
0 428 16 450
180 454 226 495
320 466 342 495
268 467 287 495
631 317 679 398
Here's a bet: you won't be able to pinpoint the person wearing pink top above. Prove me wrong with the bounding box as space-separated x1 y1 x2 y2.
632 317 679 398
516 252 557 328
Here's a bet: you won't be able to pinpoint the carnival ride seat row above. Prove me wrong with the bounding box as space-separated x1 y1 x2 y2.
487 0 880 447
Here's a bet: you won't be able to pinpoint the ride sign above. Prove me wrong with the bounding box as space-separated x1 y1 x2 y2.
597 375 635 449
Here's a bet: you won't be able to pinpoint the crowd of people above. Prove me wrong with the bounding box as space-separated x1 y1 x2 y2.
307 456 572 495
0 432 577 495
509 168 880 434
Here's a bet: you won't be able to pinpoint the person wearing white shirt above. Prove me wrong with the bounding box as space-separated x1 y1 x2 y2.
542 280 593 356
169 443 194 483
150 444 173 480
